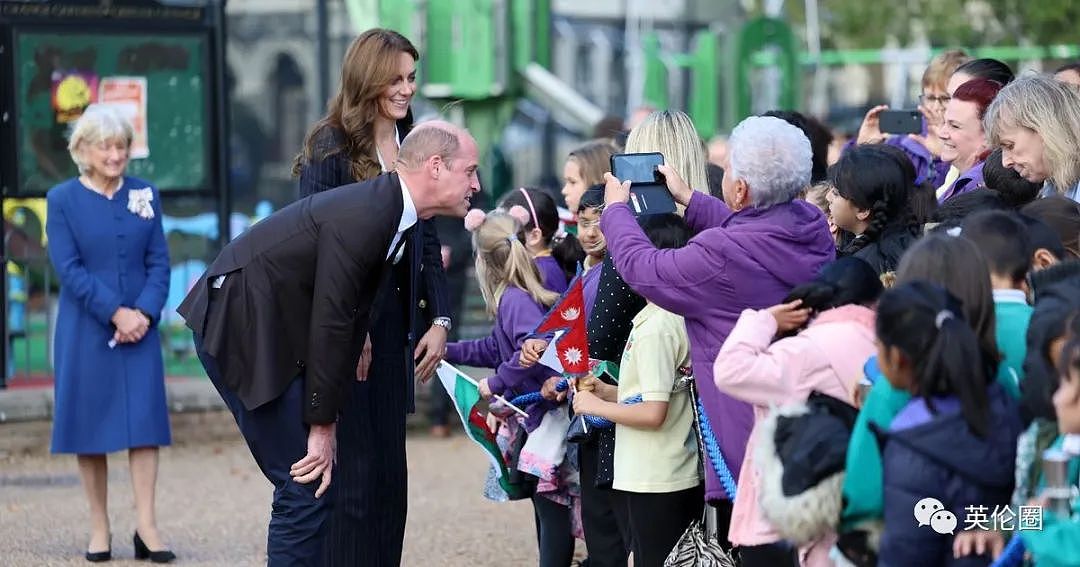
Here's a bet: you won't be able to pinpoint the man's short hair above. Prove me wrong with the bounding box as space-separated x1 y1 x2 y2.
396 122 462 170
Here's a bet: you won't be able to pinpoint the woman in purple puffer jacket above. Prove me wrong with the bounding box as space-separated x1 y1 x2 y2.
599 116 836 561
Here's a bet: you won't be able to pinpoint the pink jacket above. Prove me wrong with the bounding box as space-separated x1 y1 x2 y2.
713 304 876 566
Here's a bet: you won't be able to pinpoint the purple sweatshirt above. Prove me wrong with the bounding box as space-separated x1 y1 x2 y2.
445 286 559 430
582 263 603 321
534 256 569 294
600 192 837 501
938 160 986 203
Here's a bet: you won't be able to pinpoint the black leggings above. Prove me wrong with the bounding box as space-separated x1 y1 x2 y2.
613 484 704 567
532 494 575 567
579 441 630 567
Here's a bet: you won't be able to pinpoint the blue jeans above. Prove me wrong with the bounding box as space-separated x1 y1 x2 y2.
194 333 332 567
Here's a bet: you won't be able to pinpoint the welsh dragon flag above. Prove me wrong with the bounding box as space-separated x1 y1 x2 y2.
533 269 590 375
435 361 527 499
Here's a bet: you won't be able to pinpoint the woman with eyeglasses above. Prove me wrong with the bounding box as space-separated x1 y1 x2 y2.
855 56 1015 195
854 50 970 188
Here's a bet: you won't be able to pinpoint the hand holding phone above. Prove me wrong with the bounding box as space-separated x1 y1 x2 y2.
656 164 694 207
610 153 677 217
602 172 631 208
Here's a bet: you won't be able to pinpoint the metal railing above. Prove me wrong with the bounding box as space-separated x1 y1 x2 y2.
1 254 212 388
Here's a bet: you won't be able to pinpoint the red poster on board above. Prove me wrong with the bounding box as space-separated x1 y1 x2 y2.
100 77 149 158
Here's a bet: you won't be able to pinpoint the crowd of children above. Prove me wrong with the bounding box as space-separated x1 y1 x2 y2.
443 55 1080 567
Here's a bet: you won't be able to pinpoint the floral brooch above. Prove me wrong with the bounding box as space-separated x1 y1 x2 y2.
127 187 155 220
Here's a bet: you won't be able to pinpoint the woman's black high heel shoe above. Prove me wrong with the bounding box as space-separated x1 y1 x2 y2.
85 549 112 562
85 535 112 562
133 532 176 563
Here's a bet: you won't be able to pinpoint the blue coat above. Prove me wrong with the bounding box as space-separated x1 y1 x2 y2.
876 384 1021 567
47 177 171 454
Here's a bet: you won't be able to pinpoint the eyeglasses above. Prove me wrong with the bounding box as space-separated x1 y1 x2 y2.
918 94 951 107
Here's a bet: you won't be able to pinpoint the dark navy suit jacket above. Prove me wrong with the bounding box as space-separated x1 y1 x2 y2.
296 122 450 408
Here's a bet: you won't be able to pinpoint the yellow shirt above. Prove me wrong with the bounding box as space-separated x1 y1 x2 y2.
613 303 701 493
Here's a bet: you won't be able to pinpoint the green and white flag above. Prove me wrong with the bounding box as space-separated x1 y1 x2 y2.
435 361 528 500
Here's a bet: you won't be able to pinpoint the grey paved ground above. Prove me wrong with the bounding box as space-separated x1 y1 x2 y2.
0 411 582 566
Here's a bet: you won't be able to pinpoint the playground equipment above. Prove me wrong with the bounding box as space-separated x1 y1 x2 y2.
640 17 1080 136
344 0 601 199
640 17 801 138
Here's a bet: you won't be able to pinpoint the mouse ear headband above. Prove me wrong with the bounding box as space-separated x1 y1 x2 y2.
464 205 532 233
464 209 487 232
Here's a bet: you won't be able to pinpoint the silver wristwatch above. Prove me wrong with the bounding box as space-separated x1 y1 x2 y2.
432 317 452 332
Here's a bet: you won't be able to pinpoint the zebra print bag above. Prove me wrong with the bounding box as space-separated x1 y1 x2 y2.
664 379 738 567
663 517 737 567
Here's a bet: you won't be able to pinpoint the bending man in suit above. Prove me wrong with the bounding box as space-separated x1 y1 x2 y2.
177 121 480 566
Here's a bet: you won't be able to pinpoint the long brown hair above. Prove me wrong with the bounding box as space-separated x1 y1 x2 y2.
292 29 419 182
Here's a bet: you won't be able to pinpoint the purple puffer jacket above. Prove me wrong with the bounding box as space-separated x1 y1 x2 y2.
445 286 559 431
600 192 836 501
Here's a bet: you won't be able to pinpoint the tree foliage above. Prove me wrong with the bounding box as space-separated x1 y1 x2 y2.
786 0 1080 49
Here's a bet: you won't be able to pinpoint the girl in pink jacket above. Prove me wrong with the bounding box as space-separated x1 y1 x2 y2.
713 257 883 567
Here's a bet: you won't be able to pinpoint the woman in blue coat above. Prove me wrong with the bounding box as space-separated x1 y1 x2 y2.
46 104 174 563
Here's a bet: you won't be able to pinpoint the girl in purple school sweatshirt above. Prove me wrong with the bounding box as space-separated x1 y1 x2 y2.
444 207 578 567
500 187 585 293
446 206 562 427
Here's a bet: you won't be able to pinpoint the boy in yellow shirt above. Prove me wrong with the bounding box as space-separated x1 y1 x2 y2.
573 214 702 567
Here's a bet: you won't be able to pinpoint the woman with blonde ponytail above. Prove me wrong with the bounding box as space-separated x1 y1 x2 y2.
446 207 578 567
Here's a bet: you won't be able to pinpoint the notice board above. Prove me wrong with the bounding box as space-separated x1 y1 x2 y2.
12 31 209 195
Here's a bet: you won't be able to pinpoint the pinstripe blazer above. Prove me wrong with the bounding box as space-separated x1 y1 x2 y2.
295 121 451 382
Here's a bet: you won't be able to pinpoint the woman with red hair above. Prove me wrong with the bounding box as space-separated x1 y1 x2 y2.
938 78 1005 202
